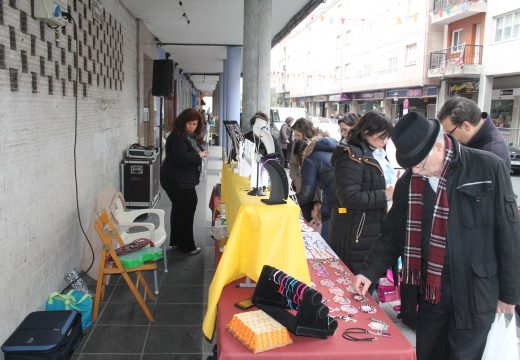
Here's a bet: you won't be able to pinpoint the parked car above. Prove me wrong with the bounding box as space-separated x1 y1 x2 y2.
510 145 520 174
310 117 341 141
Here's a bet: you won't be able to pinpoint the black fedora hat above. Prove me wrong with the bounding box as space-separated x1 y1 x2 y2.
391 112 441 169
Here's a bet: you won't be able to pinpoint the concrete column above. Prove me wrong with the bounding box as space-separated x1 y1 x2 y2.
382 99 392 119
222 60 228 121
242 0 272 131
212 80 220 145
478 74 493 113
219 74 225 148
437 80 447 115
224 47 241 124
351 100 359 115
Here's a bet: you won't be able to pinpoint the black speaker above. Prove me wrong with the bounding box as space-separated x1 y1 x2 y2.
152 59 173 96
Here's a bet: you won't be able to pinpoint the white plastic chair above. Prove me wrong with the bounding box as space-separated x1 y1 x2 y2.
112 197 168 294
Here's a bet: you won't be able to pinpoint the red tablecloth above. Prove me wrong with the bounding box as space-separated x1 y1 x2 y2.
216 260 416 360
209 185 221 226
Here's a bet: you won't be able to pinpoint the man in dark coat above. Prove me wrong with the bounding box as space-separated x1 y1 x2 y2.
354 112 520 360
437 96 511 169
243 111 285 163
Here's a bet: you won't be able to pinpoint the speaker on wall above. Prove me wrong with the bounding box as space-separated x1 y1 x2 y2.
152 59 173 96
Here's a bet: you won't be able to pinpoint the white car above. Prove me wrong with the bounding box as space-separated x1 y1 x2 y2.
310 117 340 141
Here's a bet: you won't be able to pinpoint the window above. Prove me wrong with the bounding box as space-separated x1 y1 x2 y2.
344 30 351 47
405 43 417 65
335 66 340 80
336 35 341 50
343 63 350 78
451 29 463 52
494 10 520 42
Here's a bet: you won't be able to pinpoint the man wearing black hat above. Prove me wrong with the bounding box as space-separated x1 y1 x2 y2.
353 112 520 359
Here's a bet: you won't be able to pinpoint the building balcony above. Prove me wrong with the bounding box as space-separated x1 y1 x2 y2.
431 0 487 25
428 44 483 78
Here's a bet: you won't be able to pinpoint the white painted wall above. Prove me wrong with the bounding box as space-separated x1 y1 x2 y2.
0 0 138 351
481 3 520 76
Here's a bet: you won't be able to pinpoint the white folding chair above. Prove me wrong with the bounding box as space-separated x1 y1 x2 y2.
112 197 168 294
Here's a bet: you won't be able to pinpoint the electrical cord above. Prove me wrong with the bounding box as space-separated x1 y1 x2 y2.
60 11 95 291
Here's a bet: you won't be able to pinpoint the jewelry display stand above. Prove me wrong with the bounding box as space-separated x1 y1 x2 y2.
251 265 338 339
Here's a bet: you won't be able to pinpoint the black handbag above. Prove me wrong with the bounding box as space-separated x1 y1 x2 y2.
1 310 82 360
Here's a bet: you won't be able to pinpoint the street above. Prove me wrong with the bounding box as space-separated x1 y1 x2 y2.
512 173 520 204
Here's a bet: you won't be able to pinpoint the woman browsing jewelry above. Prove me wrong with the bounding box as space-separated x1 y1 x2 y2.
160 108 208 255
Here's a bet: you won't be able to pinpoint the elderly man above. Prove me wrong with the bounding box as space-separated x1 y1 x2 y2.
437 96 510 169
354 112 520 360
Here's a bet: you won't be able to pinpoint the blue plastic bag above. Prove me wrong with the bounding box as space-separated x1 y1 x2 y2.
46 290 93 330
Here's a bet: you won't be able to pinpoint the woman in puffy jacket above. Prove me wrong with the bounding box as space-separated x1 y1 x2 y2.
295 135 338 241
329 111 394 274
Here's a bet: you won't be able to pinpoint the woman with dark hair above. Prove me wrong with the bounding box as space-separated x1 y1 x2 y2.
338 113 359 144
289 118 317 221
329 111 394 273
294 133 337 241
160 108 208 255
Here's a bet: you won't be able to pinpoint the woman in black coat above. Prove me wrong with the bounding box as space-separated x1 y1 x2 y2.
160 108 208 254
329 111 394 274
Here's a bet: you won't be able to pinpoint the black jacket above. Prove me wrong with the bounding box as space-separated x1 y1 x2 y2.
296 137 337 221
466 117 511 170
328 141 388 274
361 138 520 329
160 132 201 189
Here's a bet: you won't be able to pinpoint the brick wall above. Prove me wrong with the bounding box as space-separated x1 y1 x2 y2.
0 0 138 349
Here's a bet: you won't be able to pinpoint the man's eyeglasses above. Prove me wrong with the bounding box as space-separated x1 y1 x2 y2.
446 125 459 135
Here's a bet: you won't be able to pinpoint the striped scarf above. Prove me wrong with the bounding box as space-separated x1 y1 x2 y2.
403 134 454 304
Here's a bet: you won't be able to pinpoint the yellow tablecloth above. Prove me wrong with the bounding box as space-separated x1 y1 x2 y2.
202 163 310 339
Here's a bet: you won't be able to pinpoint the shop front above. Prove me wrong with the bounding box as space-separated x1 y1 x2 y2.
328 93 351 116
385 87 438 120
312 95 328 117
446 80 479 103
352 90 385 115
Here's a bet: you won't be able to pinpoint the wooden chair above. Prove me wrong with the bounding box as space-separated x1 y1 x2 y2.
93 210 156 321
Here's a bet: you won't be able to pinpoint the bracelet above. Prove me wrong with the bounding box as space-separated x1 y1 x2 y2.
342 328 377 341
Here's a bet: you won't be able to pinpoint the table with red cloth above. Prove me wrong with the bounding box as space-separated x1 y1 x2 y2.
216 259 416 360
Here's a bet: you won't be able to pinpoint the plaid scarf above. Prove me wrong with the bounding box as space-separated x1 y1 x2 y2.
403 134 454 304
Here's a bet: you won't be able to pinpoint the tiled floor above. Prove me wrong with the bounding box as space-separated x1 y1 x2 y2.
73 147 222 360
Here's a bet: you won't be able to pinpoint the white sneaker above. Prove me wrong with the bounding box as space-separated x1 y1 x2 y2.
188 247 202 255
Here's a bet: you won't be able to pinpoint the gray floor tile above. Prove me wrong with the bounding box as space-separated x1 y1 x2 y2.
109 284 158 303
161 267 205 286
144 326 202 353
153 303 203 325
142 355 202 360
80 355 141 360
97 302 153 325
82 325 148 353
156 285 204 303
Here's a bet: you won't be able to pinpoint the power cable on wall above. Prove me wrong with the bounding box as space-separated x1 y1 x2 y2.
61 11 95 292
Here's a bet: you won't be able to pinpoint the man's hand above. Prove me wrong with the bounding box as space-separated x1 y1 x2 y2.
354 274 372 296
496 300 516 314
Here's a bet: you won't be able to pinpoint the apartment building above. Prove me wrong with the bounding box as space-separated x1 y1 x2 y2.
272 0 443 119
272 0 520 136
428 0 520 134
